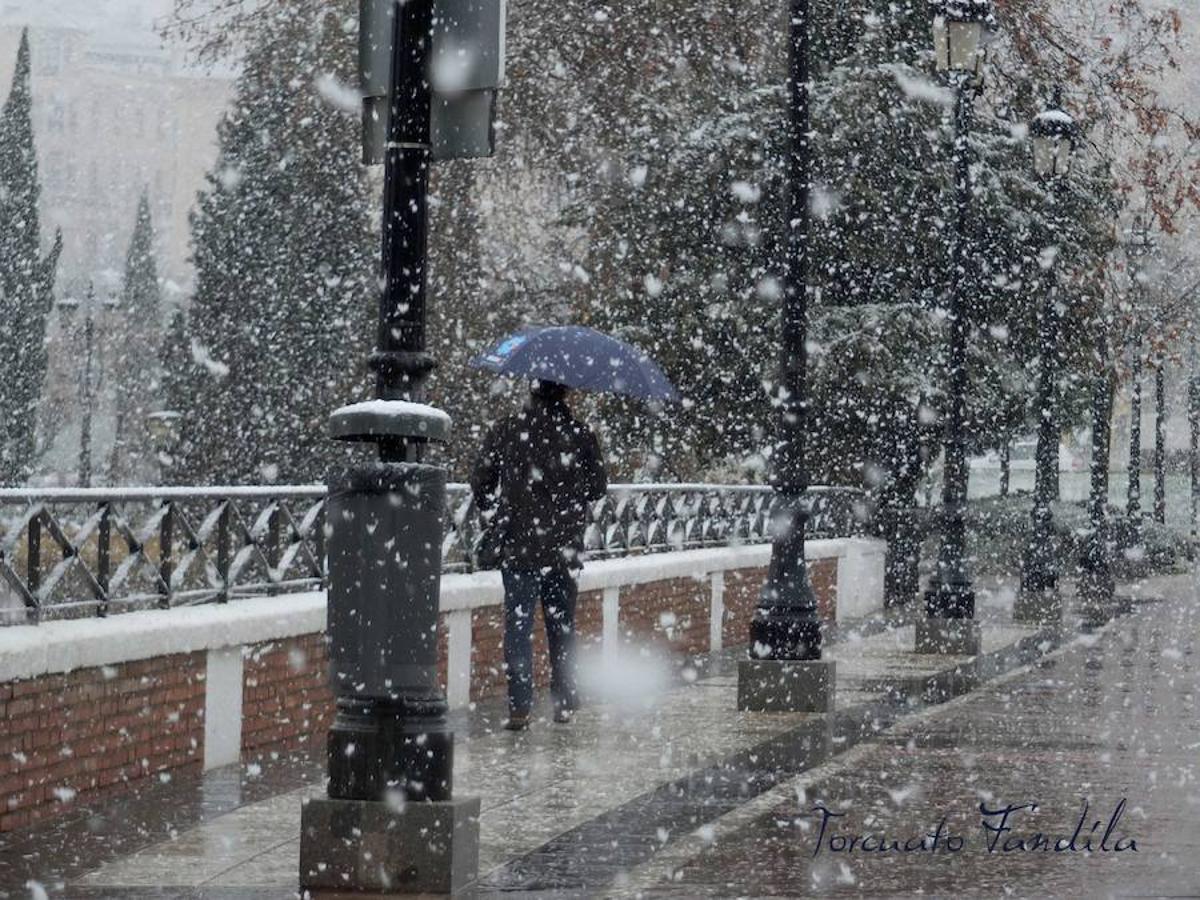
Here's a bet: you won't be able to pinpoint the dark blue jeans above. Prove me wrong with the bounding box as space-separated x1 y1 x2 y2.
501 566 579 714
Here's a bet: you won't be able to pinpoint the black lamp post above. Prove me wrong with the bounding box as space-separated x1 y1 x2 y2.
299 0 488 893
737 0 837 714
1124 220 1154 546
58 284 116 488
1153 357 1167 524
1190 332 1200 549
1079 222 1153 623
1015 93 1077 624
1077 323 1116 619
915 0 993 656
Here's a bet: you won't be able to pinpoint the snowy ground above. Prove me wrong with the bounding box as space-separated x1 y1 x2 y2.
2 573 1195 897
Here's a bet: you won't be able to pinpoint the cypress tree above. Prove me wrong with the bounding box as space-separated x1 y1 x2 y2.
176 6 374 484
0 29 63 485
109 190 162 483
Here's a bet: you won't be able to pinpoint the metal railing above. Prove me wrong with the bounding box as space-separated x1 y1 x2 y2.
0 483 866 624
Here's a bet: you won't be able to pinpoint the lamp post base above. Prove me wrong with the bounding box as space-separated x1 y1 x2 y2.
737 659 836 713
326 699 454 802
915 617 982 656
300 796 481 896
1013 587 1062 624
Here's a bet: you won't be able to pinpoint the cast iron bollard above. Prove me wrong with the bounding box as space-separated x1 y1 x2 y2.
300 404 480 895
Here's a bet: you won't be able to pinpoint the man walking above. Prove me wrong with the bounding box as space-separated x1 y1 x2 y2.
470 379 607 730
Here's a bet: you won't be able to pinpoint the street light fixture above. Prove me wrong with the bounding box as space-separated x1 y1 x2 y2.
1015 91 1077 624
915 0 994 656
931 0 991 81
1031 102 1077 179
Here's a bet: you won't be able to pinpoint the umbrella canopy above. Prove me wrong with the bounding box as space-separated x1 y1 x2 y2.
470 325 680 403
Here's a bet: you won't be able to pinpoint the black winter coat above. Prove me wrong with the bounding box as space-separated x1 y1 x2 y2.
469 396 607 570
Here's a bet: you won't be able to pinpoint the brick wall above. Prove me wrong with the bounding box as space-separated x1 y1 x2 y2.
619 577 710 656
814 558 838 621
719 560 836 647
0 652 204 832
241 634 335 763
239 617 456 765
722 567 768 647
0 556 844 833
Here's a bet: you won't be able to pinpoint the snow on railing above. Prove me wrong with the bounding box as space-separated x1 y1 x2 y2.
0 483 867 625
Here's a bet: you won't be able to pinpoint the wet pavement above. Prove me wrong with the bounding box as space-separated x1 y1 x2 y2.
618 583 1200 898
0 575 1195 899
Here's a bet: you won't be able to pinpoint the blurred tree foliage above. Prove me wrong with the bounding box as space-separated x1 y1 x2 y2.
161 0 1186 503
169 5 374 484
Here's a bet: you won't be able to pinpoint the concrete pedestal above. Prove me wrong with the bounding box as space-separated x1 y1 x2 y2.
300 796 480 896
737 659 836 713
914 617 982 656
1109 594 1135 617
1012 589 1063 624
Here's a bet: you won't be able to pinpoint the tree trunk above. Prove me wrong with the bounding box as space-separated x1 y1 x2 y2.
1048 432 1060 501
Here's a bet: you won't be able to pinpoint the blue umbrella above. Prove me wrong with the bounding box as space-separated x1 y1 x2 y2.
470 325 680 403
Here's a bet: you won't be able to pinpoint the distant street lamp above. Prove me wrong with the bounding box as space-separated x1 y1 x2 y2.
57 285 116 488
736 0 837 714
917 0 993 655
1031 102 1077 178
1080 221 1153 621
1015 92 1077 624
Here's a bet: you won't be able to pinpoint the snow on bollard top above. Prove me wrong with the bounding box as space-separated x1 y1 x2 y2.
329 399 452 444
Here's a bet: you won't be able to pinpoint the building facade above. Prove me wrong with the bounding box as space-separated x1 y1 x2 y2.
0 0 231 299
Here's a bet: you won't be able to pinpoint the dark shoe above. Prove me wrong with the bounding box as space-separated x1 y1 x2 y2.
504 711 531 731
553 707 573 724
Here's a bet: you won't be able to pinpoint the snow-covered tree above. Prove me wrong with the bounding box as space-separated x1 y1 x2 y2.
108 191 163 484
0 29 63 486
174 5 375 485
